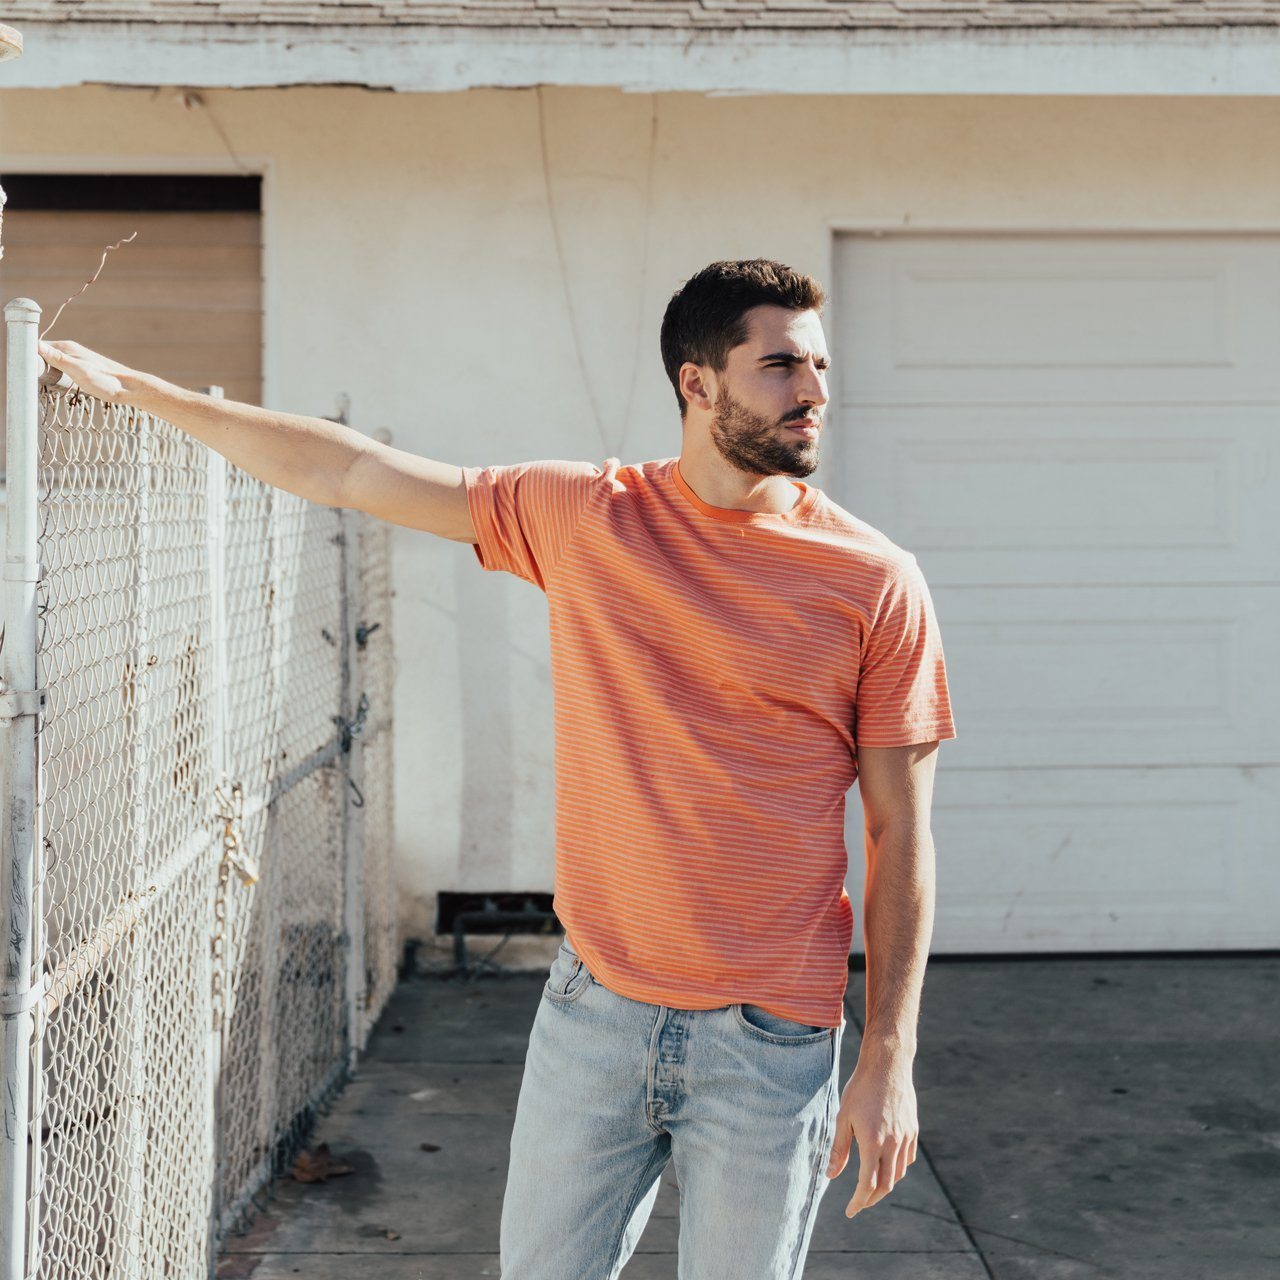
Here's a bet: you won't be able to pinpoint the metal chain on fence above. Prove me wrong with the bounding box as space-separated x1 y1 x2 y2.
0 298 398 1280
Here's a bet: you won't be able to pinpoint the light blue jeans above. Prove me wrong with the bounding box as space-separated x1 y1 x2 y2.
500 936 846 1278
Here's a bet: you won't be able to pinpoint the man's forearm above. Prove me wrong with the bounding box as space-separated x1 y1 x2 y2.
860 820 937 1057
123 371 366 509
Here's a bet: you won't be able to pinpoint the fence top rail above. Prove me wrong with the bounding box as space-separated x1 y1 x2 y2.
37 363 72 393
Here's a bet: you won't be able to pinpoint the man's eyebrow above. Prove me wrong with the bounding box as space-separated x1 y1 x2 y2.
757 350 831 366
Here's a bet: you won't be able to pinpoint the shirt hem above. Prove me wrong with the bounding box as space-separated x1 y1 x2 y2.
570 952 847 1030
857 722 957 748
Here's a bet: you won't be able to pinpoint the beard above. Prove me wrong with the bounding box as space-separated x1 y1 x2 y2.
708 381 819 479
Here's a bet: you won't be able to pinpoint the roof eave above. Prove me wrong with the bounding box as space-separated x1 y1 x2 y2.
3 21 1280 96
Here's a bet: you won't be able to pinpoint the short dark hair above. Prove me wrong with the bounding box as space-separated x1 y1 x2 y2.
659 259 826 417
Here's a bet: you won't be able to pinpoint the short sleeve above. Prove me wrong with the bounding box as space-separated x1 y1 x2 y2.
854 557 957 748
461 458 606 590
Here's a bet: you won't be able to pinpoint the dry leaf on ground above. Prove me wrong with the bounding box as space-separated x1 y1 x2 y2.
290 1142 356 1183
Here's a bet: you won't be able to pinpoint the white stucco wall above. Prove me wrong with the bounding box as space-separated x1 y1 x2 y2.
2 84 1278 941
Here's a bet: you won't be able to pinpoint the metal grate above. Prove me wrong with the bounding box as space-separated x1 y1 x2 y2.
0 297 399 1278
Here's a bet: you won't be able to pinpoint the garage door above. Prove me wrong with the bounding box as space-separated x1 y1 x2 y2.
0 175 262 475
835 233 1280 953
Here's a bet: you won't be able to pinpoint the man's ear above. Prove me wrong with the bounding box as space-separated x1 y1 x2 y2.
679 362 714 413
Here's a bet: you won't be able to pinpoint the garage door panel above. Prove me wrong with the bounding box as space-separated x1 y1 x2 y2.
837 235 1280 404
844 766 1280 953
3 274 260 311
11 242 260 276
836 404 1274 583
0 208 261 247
19 308 260 348
97 342 263 378
835 231 1279 952
935 584 1280 768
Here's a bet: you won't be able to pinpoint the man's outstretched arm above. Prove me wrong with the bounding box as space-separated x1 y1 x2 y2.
38 339 478 543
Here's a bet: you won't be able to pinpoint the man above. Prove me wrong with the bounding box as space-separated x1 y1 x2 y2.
40 257 956 1279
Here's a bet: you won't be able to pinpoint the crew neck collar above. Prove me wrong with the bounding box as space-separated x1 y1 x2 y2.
669 457 819 526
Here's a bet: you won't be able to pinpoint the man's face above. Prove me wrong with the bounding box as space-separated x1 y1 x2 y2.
707 305 830 479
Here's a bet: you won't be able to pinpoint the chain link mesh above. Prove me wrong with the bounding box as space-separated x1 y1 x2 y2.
8 376 399 1278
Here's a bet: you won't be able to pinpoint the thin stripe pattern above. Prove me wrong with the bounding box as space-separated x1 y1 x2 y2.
461 455 956 1027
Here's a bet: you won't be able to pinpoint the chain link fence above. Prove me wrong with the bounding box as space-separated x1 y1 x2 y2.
0 297 399 1279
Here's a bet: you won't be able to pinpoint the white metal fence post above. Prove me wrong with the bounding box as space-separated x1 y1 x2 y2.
340 508 367 1073
1 298 45 1280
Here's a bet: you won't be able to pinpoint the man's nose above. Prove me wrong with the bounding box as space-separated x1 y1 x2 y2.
798 363 829 407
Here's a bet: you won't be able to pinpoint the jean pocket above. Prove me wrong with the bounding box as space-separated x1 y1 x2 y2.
543 941 593 1004
733 1002 832 1046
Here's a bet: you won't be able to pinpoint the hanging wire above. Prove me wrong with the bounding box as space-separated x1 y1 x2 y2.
39 232 139 341
179 88 257 177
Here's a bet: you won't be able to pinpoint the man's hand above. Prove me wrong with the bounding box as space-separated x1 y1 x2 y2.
39 339 134 405
825 1041 919 1217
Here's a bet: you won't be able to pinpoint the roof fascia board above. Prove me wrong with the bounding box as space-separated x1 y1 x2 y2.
3 22 1279 95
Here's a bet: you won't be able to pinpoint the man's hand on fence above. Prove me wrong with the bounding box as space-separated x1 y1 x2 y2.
38 340 133 405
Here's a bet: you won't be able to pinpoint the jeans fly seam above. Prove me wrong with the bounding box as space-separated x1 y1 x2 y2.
643 1009 667 1135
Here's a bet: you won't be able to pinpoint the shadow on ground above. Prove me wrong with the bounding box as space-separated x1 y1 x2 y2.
217 954 1280 1279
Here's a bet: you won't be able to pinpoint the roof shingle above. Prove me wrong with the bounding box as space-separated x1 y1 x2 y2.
5 0 1280 29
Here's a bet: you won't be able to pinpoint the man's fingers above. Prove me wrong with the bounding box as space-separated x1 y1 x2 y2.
844 1143 878 1217
865 1149 900 1208
846 1140 916 1217
845 1166 876 1217
36 340 128 403
39 341 75 370
825 1116 853 1179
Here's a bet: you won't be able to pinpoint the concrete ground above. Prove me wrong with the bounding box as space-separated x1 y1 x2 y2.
219 953 1279 1279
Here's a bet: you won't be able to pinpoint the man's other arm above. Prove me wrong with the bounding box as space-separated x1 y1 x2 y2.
856 739 940 1056
825 740 940 1219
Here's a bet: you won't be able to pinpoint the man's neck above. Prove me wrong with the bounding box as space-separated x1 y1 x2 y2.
675 452 802 516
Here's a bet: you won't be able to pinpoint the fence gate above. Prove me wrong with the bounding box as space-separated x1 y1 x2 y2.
0 297 399 1280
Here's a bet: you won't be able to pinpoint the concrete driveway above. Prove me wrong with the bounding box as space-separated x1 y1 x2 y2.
218 954 1279 1279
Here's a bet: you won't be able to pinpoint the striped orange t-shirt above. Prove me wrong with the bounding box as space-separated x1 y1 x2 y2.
462 455 956 1028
